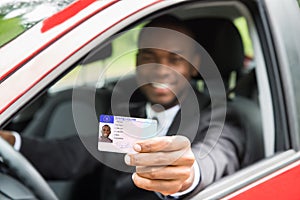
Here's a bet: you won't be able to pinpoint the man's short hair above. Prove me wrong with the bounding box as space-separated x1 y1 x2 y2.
138 14 195 44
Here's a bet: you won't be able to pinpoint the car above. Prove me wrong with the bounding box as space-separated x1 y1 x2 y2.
1 0 300 199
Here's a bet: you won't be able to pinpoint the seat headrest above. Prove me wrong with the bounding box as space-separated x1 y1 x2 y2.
186 18 244 88
83 43 113 64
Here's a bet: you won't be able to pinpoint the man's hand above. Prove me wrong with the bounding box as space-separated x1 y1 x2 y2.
0 130 15 146
124 135 195 195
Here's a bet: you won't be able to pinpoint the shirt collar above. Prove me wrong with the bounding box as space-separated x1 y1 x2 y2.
145 102 180 136
145 102 180 119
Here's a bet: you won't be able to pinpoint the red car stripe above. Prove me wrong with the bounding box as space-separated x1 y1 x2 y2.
42 0 97 33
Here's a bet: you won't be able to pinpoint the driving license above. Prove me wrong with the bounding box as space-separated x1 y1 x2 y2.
98 115 157 154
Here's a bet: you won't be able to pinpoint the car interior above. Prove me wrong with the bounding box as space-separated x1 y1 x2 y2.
2 2 269 199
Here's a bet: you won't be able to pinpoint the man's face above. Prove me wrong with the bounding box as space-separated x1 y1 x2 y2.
102 126 111 137
136 27 199 108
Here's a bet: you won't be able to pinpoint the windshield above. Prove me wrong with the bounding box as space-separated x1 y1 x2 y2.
0 0 75 47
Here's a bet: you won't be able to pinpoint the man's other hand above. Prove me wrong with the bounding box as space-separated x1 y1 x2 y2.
0 130 15 146
125 135 195 195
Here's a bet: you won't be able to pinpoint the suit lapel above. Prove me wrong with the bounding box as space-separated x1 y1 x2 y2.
129 102 147 118
167 89 210 140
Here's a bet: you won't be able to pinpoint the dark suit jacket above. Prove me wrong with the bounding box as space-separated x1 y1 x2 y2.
21 89 245 200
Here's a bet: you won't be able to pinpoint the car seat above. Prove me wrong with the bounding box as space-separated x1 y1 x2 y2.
186 18 244 91
186 18 265 166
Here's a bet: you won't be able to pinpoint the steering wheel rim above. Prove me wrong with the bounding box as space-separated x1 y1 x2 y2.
0 137 58 200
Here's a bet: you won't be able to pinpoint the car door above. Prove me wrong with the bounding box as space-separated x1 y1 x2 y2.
1 0 300 199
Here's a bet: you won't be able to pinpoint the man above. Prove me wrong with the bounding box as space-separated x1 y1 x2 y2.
99 125 113 143
0 15 245 199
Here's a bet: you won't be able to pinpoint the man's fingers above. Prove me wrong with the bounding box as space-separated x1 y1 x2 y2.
136 165 191 180
132 173 183 195
125 148 194 166
134 135 190 153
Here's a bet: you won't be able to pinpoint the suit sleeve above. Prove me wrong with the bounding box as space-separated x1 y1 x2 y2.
20 135 99 180
191 105 245 190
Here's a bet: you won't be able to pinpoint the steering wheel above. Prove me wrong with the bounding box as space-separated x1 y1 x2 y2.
0 137 58 200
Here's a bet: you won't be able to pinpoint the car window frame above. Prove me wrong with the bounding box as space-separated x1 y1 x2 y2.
262 0 300 151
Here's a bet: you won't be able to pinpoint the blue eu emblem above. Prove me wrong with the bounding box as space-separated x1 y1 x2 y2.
100 115 114 123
